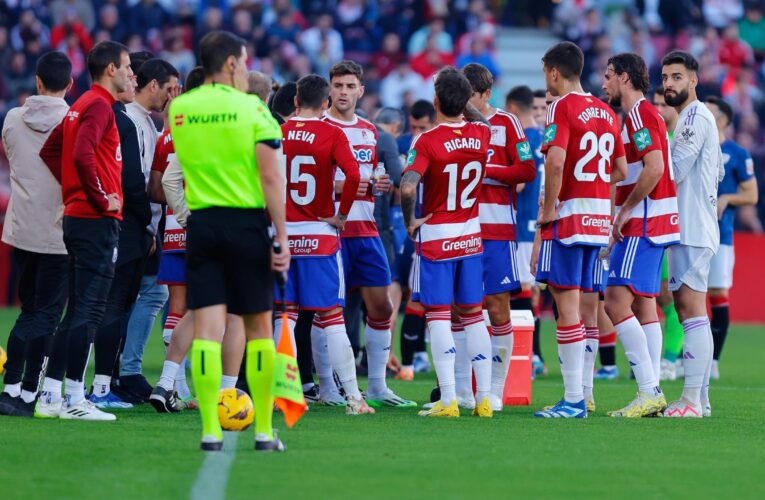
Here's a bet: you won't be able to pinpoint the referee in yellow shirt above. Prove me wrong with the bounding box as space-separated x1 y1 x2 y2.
169 31 289 452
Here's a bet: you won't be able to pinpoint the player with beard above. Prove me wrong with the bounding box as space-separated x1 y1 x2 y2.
660 51 725 418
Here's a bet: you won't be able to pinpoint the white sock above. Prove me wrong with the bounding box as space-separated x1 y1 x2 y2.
582 327 599 399
681 317 712 405
427 313 456 404
175 357 191 400
701 323 714 405
42 377 62 401
273 313 297 350
20 389 36 403
365 317 392 396
557 323 585 403
615 316 657 395
3 382 20 398
311 319 339 395
461 312 492 401
221 375 238 389
64 378 85 405
642 321 663 383
93 374 111 397
490 321 514 400
452 322 471 399
158 360 180 391
323 313 361 400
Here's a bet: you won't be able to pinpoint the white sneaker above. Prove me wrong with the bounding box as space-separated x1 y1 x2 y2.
488 393 503 412
457 393 475 410
34 391 62 419
660 358 677 381
675 359 685 378
710 360 720 381
319 390 346 407
663 398 702 418
60 397 117 421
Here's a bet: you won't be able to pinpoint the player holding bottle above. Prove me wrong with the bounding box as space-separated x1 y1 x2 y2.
532 42 626 418
401 67 494 418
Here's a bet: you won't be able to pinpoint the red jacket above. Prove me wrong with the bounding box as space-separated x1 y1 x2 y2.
41 84 123 220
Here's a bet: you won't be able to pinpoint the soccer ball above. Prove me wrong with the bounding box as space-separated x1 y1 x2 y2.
218 388 254 431
0 346 6 375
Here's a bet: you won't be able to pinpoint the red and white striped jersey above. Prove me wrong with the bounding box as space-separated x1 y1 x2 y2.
481 109 538 241
322 112 378 238
151 130 185 253
617 98 680 246
404 121 490 261
282 117 361 257
541 92 625 246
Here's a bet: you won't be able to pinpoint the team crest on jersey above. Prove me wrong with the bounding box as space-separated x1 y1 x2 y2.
680 128 694 143
633 128 652 151
406 150 416 166
543 124 557 145
516 141 533 161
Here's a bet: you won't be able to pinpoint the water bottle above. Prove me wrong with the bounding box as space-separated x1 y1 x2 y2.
373 163 386 197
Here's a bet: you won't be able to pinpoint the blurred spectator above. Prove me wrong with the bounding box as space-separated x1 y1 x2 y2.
231 8 255 43
129 0 171 40
334 0 376 64
410 35 454 79
719 23 754 70
0 27 13 70
456 38 499 78
407 17 453 56
300 13 344 76
738 1 765 60
373 33 405 78
160 35 195 80
380 61 426 108
50 10 93 54
703 0 744 29
94 4 126 44
10 10 50 52
5 53 35 101
50 0 95 32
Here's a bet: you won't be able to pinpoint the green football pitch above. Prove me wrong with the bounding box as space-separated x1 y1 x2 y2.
1 308 763 499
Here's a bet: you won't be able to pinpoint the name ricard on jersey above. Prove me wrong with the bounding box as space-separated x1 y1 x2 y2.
443 137 483 153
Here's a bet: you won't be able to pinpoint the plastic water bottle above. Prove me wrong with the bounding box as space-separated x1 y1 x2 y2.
373 163 386 197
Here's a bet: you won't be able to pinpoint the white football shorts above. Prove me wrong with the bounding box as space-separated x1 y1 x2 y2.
516 241 535 285
668 244 714 293
708 243 734 289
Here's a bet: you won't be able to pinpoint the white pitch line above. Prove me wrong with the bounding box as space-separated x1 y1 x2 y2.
190 432 240 500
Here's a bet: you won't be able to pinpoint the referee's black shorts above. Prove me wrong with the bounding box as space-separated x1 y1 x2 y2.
185 207 273 315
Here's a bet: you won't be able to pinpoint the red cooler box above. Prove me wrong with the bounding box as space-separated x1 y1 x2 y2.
503 309 534 406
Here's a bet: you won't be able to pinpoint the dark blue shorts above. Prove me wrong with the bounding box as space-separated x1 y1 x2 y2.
412 254 484 308
341 236 392 289
536 240 600 291
607 236 665 296
157 252 185 285
482 240 521 295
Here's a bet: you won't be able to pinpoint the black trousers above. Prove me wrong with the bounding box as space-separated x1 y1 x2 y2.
94 256 145 378
46 216 119 383
2 249 68 392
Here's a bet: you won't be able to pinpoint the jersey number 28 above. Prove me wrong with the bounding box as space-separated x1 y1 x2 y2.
574 131 614 183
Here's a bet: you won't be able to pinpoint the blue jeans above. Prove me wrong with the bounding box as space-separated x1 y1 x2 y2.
120 276 168 376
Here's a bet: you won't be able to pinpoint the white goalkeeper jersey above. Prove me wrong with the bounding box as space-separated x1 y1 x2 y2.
670 100 725 251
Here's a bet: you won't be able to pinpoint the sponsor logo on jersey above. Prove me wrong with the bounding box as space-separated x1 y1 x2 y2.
66 110 79 122
354 148 374 163
581 215 610 233
633 128 652 151
543 124 557 145
406 150 416 166
182 113 238 125
670 214 679 226
289 237 320 253
516 141 533 161
441 235 482 253
500 276 512 285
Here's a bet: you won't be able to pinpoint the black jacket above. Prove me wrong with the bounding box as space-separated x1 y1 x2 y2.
113 101 152 263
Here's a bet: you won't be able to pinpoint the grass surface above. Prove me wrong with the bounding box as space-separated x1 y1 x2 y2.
0 308 764 499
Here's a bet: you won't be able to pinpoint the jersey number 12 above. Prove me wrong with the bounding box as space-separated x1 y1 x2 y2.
444 161 482 211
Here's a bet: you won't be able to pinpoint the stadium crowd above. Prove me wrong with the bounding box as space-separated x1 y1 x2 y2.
0 0 762 449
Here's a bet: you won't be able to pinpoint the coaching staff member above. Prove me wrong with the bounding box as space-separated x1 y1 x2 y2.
169 31 289 452
37 41 131 421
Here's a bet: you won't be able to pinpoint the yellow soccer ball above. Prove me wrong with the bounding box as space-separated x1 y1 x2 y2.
218 388 254 431
0 346 6 375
